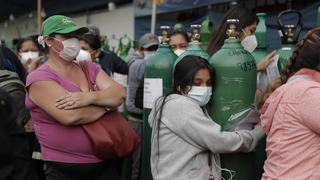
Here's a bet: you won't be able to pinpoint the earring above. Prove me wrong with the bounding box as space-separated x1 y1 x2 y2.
48 44 52 47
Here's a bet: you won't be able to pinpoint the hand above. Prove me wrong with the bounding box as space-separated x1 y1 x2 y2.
24 119 34 132
254 122 262 129
256 50 277 71
27 56 43 73
55 92 93 110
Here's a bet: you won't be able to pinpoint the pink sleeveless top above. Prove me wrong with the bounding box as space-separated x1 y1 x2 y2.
25 61 101 163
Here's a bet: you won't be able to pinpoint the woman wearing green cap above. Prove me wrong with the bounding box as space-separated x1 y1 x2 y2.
25 15 125 180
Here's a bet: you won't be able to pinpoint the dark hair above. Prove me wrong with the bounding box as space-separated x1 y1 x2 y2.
145 45 158 51
170 31 190 43
152 55 215 163
207 6 259 56
16 37 42 53
258 27 320 108
80 34 101 50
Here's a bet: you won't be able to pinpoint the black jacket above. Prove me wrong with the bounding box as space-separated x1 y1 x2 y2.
98 50 128 76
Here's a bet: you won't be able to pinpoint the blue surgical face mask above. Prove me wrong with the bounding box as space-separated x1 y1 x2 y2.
187 86 212 106
144 51 156 60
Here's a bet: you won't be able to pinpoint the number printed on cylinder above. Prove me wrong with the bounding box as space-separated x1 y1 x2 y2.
238 61 256 72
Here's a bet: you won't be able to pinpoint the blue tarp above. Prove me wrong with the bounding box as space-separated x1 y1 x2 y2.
134 1 320 52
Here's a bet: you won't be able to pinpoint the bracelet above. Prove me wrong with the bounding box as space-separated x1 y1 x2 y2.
105 107 112 112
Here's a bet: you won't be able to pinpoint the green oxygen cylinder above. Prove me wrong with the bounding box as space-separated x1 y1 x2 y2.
252 13 268 64
101 35 110 51
277 10 302 73
141 26 177 180
200 17 214 50
109 34 120 54
209 19 257 180
118 34 132 62
174 25 210 68
251 12 267 180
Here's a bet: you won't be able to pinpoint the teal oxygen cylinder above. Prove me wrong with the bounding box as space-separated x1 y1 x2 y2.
174 24 210 68
277 10 302 73
209 19 257 180
200 17 214 50
251 12 268 180
173 23 186 32
141 26 177 180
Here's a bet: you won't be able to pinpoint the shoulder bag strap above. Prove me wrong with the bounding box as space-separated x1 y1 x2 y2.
79 62 95 91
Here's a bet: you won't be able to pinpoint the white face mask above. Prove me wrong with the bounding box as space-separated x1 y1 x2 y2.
174 49 186 56
144 51 156 60
187 86 212 106
241 30 258 53
53 38 80 62
76 49 92 62
19 51 39 64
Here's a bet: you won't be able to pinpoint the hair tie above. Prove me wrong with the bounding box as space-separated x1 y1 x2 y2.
38 36 45 47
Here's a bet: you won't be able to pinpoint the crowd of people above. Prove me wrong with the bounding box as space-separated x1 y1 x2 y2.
0 5 319 180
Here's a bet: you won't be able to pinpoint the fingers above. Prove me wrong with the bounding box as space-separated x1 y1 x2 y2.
56 99 77 109
267 50 277 59
263 50 277 65
64 102 77 110
55 94 76 109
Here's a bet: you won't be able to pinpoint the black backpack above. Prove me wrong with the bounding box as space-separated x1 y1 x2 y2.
0 45 37 180
0 46 29 130
0 89 16 166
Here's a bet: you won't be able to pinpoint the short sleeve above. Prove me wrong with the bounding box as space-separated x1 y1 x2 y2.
26 67 57 89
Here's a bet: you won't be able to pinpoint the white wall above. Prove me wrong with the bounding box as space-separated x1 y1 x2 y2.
71 4 134 40
0 4 134 49
0 16 38 48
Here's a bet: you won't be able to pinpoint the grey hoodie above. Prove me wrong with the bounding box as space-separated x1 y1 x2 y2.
126 52 145 114
148 94 264 180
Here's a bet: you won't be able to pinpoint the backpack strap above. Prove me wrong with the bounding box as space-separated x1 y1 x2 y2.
0 70 24 89
0 45 5 70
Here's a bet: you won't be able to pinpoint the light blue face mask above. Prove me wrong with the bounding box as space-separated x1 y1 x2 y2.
144 51 156 60
187 86 212 106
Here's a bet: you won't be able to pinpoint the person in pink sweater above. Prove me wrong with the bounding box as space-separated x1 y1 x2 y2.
259 27 320 180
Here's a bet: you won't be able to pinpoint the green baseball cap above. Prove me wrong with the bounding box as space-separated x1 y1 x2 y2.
41 15 88 36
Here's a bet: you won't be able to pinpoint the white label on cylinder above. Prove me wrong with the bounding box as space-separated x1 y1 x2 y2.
143 78 163 109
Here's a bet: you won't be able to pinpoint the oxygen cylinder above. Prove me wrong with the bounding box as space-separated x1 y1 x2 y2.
101 36 110 51
200 17 214 50
173 23 186 32
252 13 268 64
141 26 177 180
118 34 132 62
251 12 267 180
174 25 210 68
277 10 302 73
209 19 257 180
109 34 120 53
